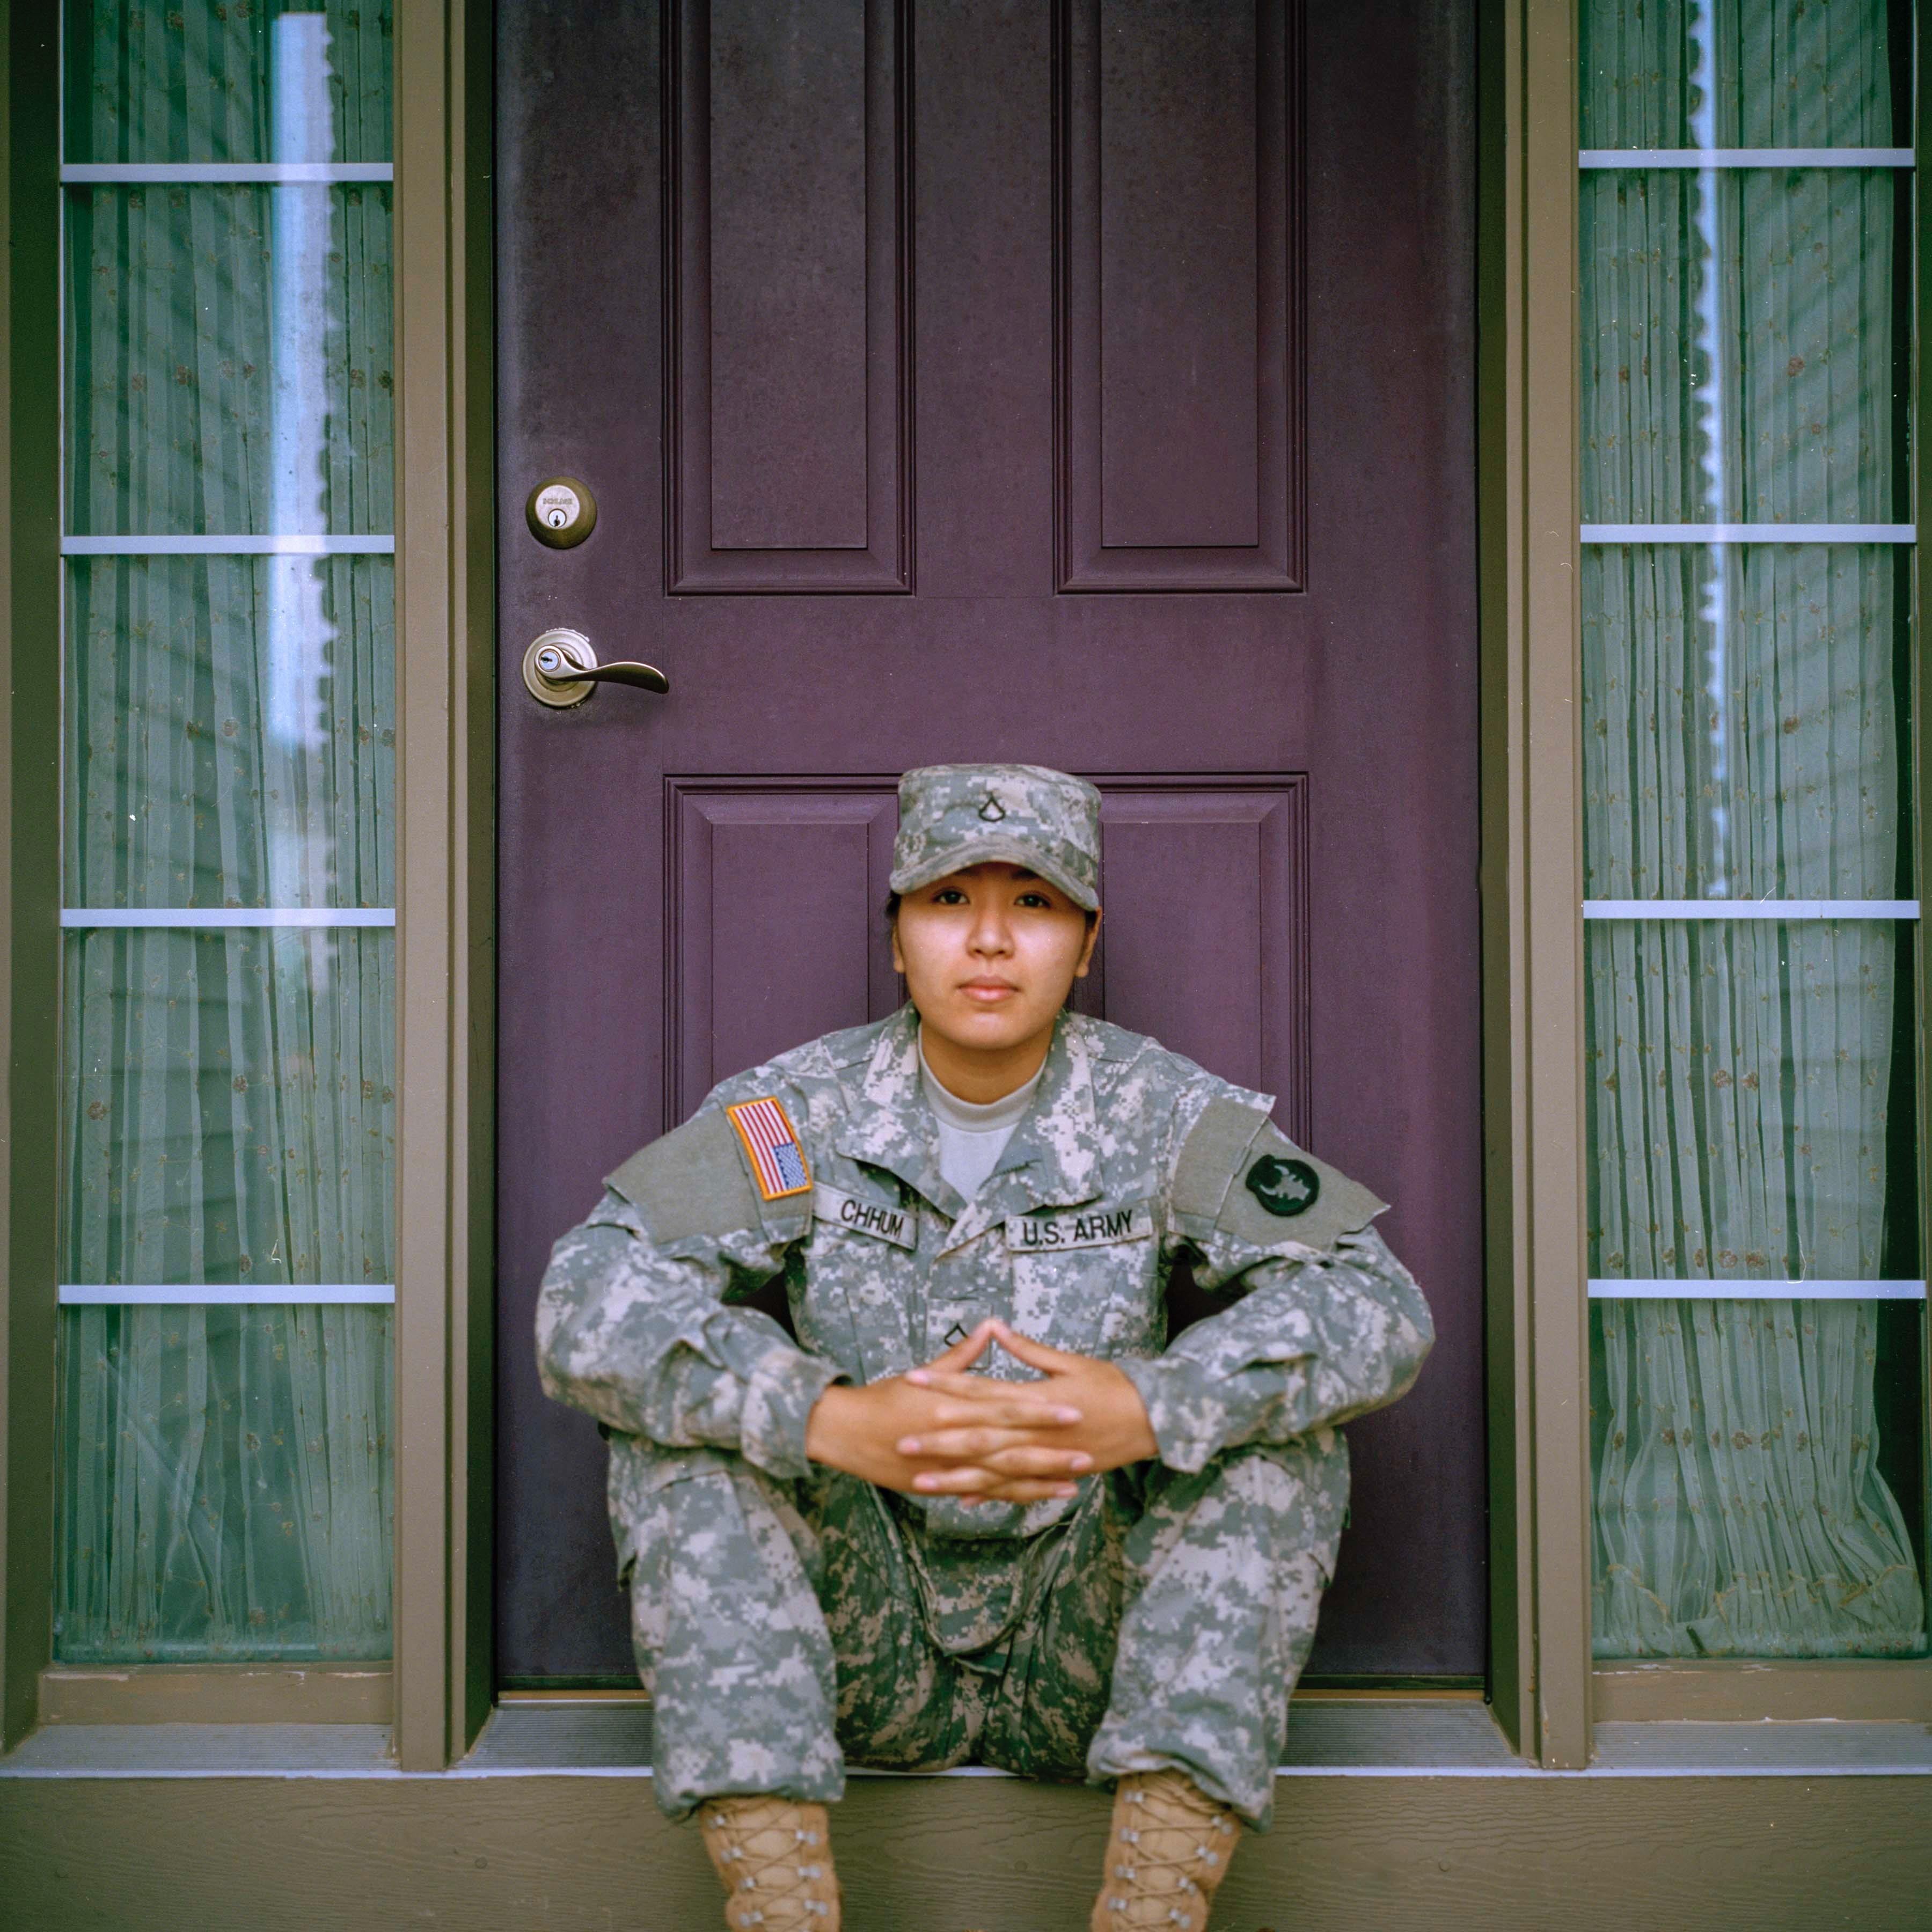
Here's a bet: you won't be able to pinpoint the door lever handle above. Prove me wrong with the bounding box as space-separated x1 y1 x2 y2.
522 628 670 708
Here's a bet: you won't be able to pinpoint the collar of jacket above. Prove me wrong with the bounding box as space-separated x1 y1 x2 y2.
835 1005 1106 1246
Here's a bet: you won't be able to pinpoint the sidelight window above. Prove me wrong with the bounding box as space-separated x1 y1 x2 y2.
51 3 396 1664
1576 0 1924 1662
1578 0 1927 1659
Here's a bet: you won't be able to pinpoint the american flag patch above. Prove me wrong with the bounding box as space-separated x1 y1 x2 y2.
725 1096 812 1201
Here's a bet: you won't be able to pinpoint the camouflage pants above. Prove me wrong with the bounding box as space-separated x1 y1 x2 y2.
610 1435 1347 1831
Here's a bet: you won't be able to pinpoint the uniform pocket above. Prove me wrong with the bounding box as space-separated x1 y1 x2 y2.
803 1214 920 1385
1007 1202 1162 1356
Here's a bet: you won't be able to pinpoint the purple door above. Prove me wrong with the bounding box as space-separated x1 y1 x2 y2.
495 0 1482 1685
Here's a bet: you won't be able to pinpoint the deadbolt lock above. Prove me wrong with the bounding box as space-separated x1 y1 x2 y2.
525 475 597 549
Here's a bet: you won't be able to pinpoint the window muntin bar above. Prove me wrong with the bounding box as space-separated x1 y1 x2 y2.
1580 147 1914 166
60 1284 395 1305
62 535 395 554
1583 525 1913 544
62 162 392 184
1590 1279 1927 1300
61 909 396 927
1585 901 1919 919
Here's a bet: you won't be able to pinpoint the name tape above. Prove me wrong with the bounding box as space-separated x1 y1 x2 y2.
814 1185 917 1251
1005 1202 1153 1253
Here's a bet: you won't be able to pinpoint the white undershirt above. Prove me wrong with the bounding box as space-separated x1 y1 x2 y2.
919 1035 1044 1203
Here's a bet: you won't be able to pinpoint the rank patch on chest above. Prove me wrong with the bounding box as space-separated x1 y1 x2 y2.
725 1096 813 1201
1005 1202 1153 1252
814 1184 916 1251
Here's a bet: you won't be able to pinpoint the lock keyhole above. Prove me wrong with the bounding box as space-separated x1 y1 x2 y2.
524 475 597 550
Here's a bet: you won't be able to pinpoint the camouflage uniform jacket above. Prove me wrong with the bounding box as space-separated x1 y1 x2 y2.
536 1005 1433 1543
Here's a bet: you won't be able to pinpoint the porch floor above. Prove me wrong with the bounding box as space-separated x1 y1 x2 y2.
2 1706 1928 1930
2 1697 1927 1779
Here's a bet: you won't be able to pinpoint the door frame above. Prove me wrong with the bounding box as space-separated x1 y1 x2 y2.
8 0 1932 1772
0 0 1576 1773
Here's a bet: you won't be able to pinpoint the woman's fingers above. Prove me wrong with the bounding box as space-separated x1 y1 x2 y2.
898 1424 1026 1459
909 1463 1081 1499
985 1320 1080 1374
899 1426 1092 1470
932 1397 1080 1432
908 1365 1043 1396
909 1371 1081 1422
906 1366 1013 1394
917 1321 997 1376
975 1444 1093 1476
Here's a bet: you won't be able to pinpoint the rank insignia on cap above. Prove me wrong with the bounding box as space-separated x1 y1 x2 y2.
1246 1153 1320 1218
978 794 1007 821
726 1097 813 1201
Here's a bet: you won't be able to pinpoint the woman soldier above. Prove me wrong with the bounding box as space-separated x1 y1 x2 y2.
537 764 1433 1930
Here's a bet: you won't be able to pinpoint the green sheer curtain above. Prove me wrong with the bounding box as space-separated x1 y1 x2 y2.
57 1303 392 1662
66 1 391 167
54 4 396 1664
1580 0 1924 1656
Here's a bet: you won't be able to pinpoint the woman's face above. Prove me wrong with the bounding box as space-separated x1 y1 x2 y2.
892 862 1099 1063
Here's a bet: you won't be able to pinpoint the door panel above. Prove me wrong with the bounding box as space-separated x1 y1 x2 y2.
1063 0 1298 584
670 785 904 1116
497 0 1482 1682
666 0 912 588
1087 785 1307 1128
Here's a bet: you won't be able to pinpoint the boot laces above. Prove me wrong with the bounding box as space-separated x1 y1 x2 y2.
1097 1776 1240 1929
702 1798 838 1928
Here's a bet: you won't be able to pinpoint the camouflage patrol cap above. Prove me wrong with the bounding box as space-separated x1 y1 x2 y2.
890 764 1102 910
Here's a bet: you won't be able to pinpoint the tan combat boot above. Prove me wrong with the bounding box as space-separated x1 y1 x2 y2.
699 1795 840 1929
1090 1770 1241 1930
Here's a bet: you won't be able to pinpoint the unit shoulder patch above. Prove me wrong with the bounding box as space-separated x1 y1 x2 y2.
606 1106 764 1245
726 1096 814 1202
1245 1153 1321 1218
1175 1099 1387 1256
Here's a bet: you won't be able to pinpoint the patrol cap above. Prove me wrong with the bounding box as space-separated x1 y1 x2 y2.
889 764 1102 911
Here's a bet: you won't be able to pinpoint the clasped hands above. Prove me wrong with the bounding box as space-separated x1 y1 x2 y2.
803 1318 1158 1505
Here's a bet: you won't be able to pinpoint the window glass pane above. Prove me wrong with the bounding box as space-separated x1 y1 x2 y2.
62 928 395 1290
1585 919 1907 1284
1580 167 1905 526
55 3 395 1664
64 557 396 910
1580 0 1907 149
55 1302 392 1663
1579 0 1927 1660
1592 1294 1925 1658
64 2 393 165
65 183 395 538
1582 545 1904 901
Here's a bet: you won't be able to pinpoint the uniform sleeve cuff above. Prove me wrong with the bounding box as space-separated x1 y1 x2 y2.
1115 1355 1223 1476
740 1345 848 1480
